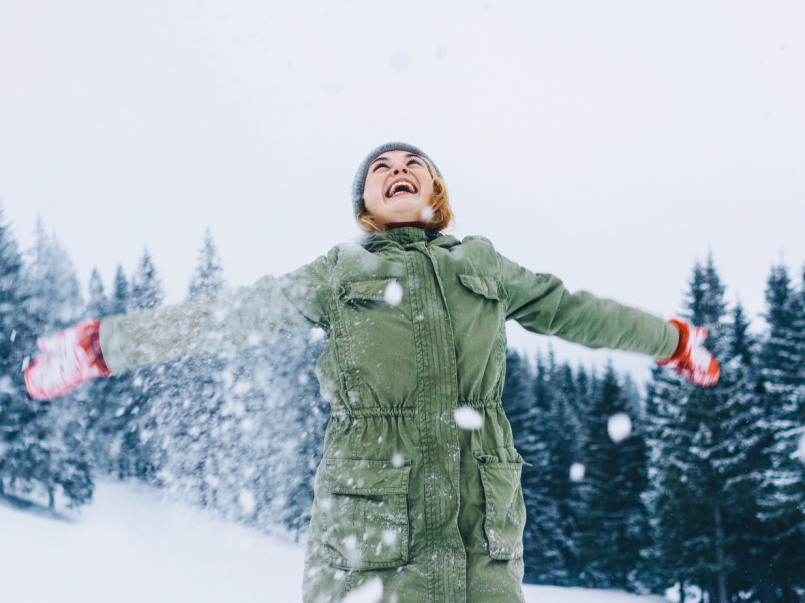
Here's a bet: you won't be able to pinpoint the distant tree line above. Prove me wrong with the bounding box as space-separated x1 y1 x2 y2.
0 204 802 601
503 255 805 602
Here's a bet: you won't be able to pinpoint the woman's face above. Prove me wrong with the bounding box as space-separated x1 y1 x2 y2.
362 150 434 225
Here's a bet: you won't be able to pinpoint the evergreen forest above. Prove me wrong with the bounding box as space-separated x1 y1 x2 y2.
0 205 803 602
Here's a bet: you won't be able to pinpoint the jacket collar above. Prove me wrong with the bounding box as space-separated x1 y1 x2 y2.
363 227 460 252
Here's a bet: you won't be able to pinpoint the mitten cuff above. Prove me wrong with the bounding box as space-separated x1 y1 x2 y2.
658 319 688 364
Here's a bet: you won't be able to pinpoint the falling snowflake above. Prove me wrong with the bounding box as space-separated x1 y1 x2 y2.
342 534 358 552
569 462 586 483
233 381 252 395
322 80 343 94
607 413 632 443
389 50 411 73
238 490 257 514
421 206 434 221
798 432 805 464
392 453 405 468
384 281 403 306
343 577 383 603
382 530 398 546
454 407 484 430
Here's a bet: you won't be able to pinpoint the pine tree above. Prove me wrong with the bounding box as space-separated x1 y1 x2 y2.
130 249 164 311
272 331 329 536
86 268 109 319
84 265 130 472
717 302 769 598
0 205 37 497
502 349 570 584
544 358 588 584
23 218 84 332
646 255 769 602
756 262 805 598
111 250 165 479
575 364 652 591
187 230 224 302
2 217 92 509
109 265 128 316
143 234 229 503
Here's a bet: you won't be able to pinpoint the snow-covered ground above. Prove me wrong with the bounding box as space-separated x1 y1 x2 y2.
0 481 667 603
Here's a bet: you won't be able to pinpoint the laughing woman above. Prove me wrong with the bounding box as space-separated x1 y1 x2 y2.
25 142 719 603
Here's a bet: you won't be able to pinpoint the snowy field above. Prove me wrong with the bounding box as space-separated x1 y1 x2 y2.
0 481 667 603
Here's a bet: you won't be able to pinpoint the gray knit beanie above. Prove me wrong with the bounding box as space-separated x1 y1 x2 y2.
351 142 442 217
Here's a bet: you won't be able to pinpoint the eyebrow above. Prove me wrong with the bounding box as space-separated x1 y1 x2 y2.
370 153 421 165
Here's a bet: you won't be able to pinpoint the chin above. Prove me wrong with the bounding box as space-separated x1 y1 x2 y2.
386 197 422 213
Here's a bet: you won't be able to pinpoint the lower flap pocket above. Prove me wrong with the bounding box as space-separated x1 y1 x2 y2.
321 458 411 570
475 451 526 561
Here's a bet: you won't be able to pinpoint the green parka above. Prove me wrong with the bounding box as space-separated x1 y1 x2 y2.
100 227 678 603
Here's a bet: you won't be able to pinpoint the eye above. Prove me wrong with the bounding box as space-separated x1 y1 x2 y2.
372 162 389 172
407 159 423 167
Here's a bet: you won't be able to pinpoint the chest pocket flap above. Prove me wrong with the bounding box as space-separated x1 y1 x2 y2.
458 274 504 302
343 278 397 302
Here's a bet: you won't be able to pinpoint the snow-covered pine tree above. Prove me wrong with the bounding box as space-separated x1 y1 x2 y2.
646 255 767 602
116 249 166 479
575 364 652 591
756 262 805 598
188 229 224 302
109 265 128 316
84 266 132 473
4 219 93 509
86 268 109 319
268 331 329 536
130 235 330 538
644 361 693 591
23 218 84 332
717 301 770 597
81 268 112 482
545 358 589 584
129 249 164 311
0 206 37 498
502 348 570 584
146 233 228 506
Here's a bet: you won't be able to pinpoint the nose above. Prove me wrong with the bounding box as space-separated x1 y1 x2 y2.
392 163 409 176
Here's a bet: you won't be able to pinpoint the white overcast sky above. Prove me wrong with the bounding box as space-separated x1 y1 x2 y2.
1 1 804 382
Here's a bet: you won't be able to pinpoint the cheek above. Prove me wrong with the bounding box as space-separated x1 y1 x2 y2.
419 178 434 204
363 176 384 207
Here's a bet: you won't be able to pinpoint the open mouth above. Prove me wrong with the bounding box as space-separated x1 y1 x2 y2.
385 179 418 198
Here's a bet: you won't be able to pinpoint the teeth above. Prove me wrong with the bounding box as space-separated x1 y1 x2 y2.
388 181 416 197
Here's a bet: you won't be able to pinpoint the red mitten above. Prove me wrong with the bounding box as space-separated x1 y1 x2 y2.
24 319 111 401
658 318 720 387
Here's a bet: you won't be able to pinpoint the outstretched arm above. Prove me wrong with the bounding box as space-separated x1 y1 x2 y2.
498 253 718 386
25 252 333 400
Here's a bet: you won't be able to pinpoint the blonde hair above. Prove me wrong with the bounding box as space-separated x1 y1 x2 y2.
356 158 454 234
